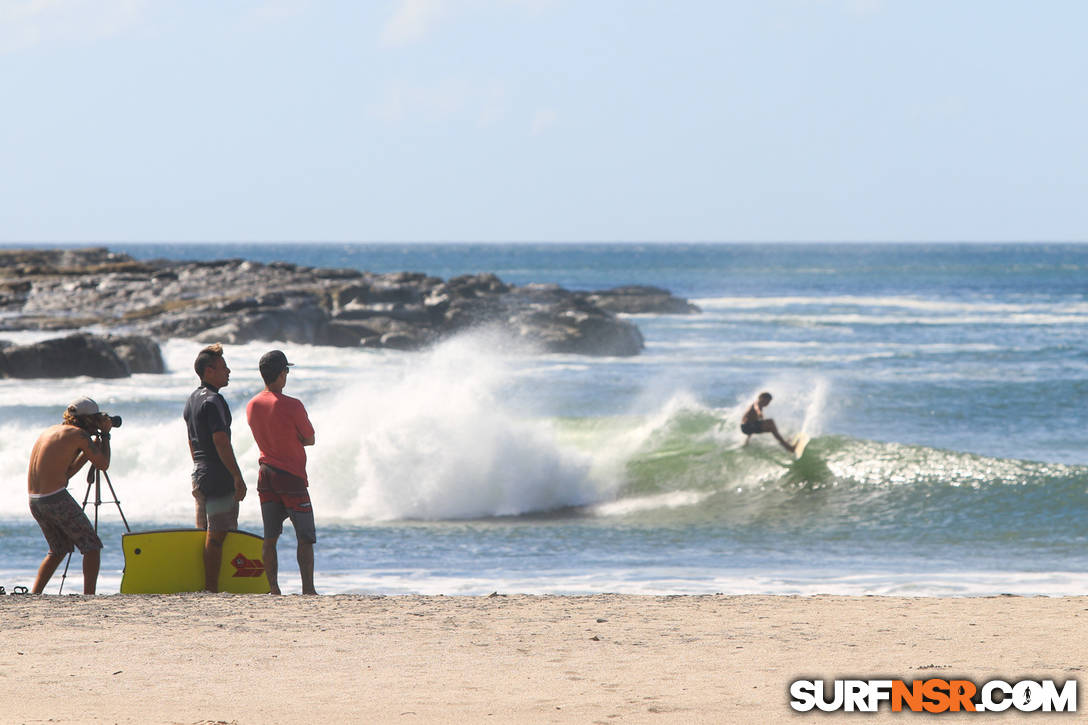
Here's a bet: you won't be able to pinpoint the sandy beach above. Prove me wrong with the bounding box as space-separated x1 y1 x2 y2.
0 594 1084 724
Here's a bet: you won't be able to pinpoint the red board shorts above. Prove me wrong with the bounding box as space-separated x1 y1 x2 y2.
257 464 316 544
29 489 103 555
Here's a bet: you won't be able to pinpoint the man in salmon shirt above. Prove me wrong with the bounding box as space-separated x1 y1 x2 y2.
245 350 317 595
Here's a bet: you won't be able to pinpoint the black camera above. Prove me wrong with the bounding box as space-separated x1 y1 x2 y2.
100 414 122 428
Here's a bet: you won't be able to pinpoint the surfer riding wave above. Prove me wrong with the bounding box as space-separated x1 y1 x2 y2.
741 392 795 453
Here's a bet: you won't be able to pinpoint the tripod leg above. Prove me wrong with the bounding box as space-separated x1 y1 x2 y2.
100 469 131 533
56 464 130 594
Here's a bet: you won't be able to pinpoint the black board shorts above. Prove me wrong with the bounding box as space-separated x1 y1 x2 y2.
740 421 762 436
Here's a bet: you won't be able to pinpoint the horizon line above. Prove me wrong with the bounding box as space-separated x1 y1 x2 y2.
2 239 1087 246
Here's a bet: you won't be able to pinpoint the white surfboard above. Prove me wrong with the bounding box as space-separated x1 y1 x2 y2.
792 432 810 459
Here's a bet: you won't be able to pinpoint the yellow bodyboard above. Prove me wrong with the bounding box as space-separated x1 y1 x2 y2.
120 529 270 594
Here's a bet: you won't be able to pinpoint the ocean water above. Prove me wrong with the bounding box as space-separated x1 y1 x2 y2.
1 242 1086 596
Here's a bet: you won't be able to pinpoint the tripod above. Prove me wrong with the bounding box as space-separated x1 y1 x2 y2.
57 454 131 595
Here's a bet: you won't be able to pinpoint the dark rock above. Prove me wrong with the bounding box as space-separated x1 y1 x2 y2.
582 285 701 314
379 331 425 351
321 321 380 347
333 304 384 321
1 280 32 295
334 284 370 308
192 258 244 269
447 273 510 297
516 283 565 297
443 297 506 330
106 335 166 374
366 283 423 305
422 291 451 315
0 280 31 309
358 335 385 348
344 316 402 337
220 297 260 312
510 307 644 356
147 312 233 340
0 333 130 378
384 271 430 285
313 267 363 280
336 302 429 324
195 302 329 346
0 247 699 356
0 247 150 277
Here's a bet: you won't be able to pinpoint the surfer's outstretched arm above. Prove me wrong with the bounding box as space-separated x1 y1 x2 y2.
762 419 795 452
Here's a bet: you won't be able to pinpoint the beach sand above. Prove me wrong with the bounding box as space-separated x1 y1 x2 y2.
1 594 1085 724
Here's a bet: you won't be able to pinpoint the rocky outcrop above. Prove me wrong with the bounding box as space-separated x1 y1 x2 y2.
106 334 166 374
0 248 700 357
0 333 163 378
580 285 701 314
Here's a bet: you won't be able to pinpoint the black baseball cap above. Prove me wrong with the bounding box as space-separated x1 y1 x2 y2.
259 349 294 379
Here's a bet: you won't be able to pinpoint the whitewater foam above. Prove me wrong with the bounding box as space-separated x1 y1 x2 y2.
307 334 612 521
695 294 1088 316
587 490 711 517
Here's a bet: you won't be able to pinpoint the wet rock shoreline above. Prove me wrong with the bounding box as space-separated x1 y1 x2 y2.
0 247 700 377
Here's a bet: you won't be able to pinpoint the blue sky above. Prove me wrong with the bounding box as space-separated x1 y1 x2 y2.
1 0 1086 242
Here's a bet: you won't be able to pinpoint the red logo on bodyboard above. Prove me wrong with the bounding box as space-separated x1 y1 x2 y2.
231 553 265 578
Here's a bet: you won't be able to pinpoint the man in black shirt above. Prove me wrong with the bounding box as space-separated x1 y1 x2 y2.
183 343 247 592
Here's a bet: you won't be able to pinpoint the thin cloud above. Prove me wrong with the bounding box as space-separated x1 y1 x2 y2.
372 78 467 123
245 0 311 25
379 0 559 47
372 77 511 126
380 0 448 47
530 108 558 136
0 0 148 54
372 77 510 126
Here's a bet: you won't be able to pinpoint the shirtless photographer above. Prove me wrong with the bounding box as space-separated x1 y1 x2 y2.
27 397 116 595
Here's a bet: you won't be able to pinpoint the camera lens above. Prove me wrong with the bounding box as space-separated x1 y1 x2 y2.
109 415 122 428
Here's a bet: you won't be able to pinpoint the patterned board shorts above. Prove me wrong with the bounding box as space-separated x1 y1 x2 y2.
29 489 103 555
